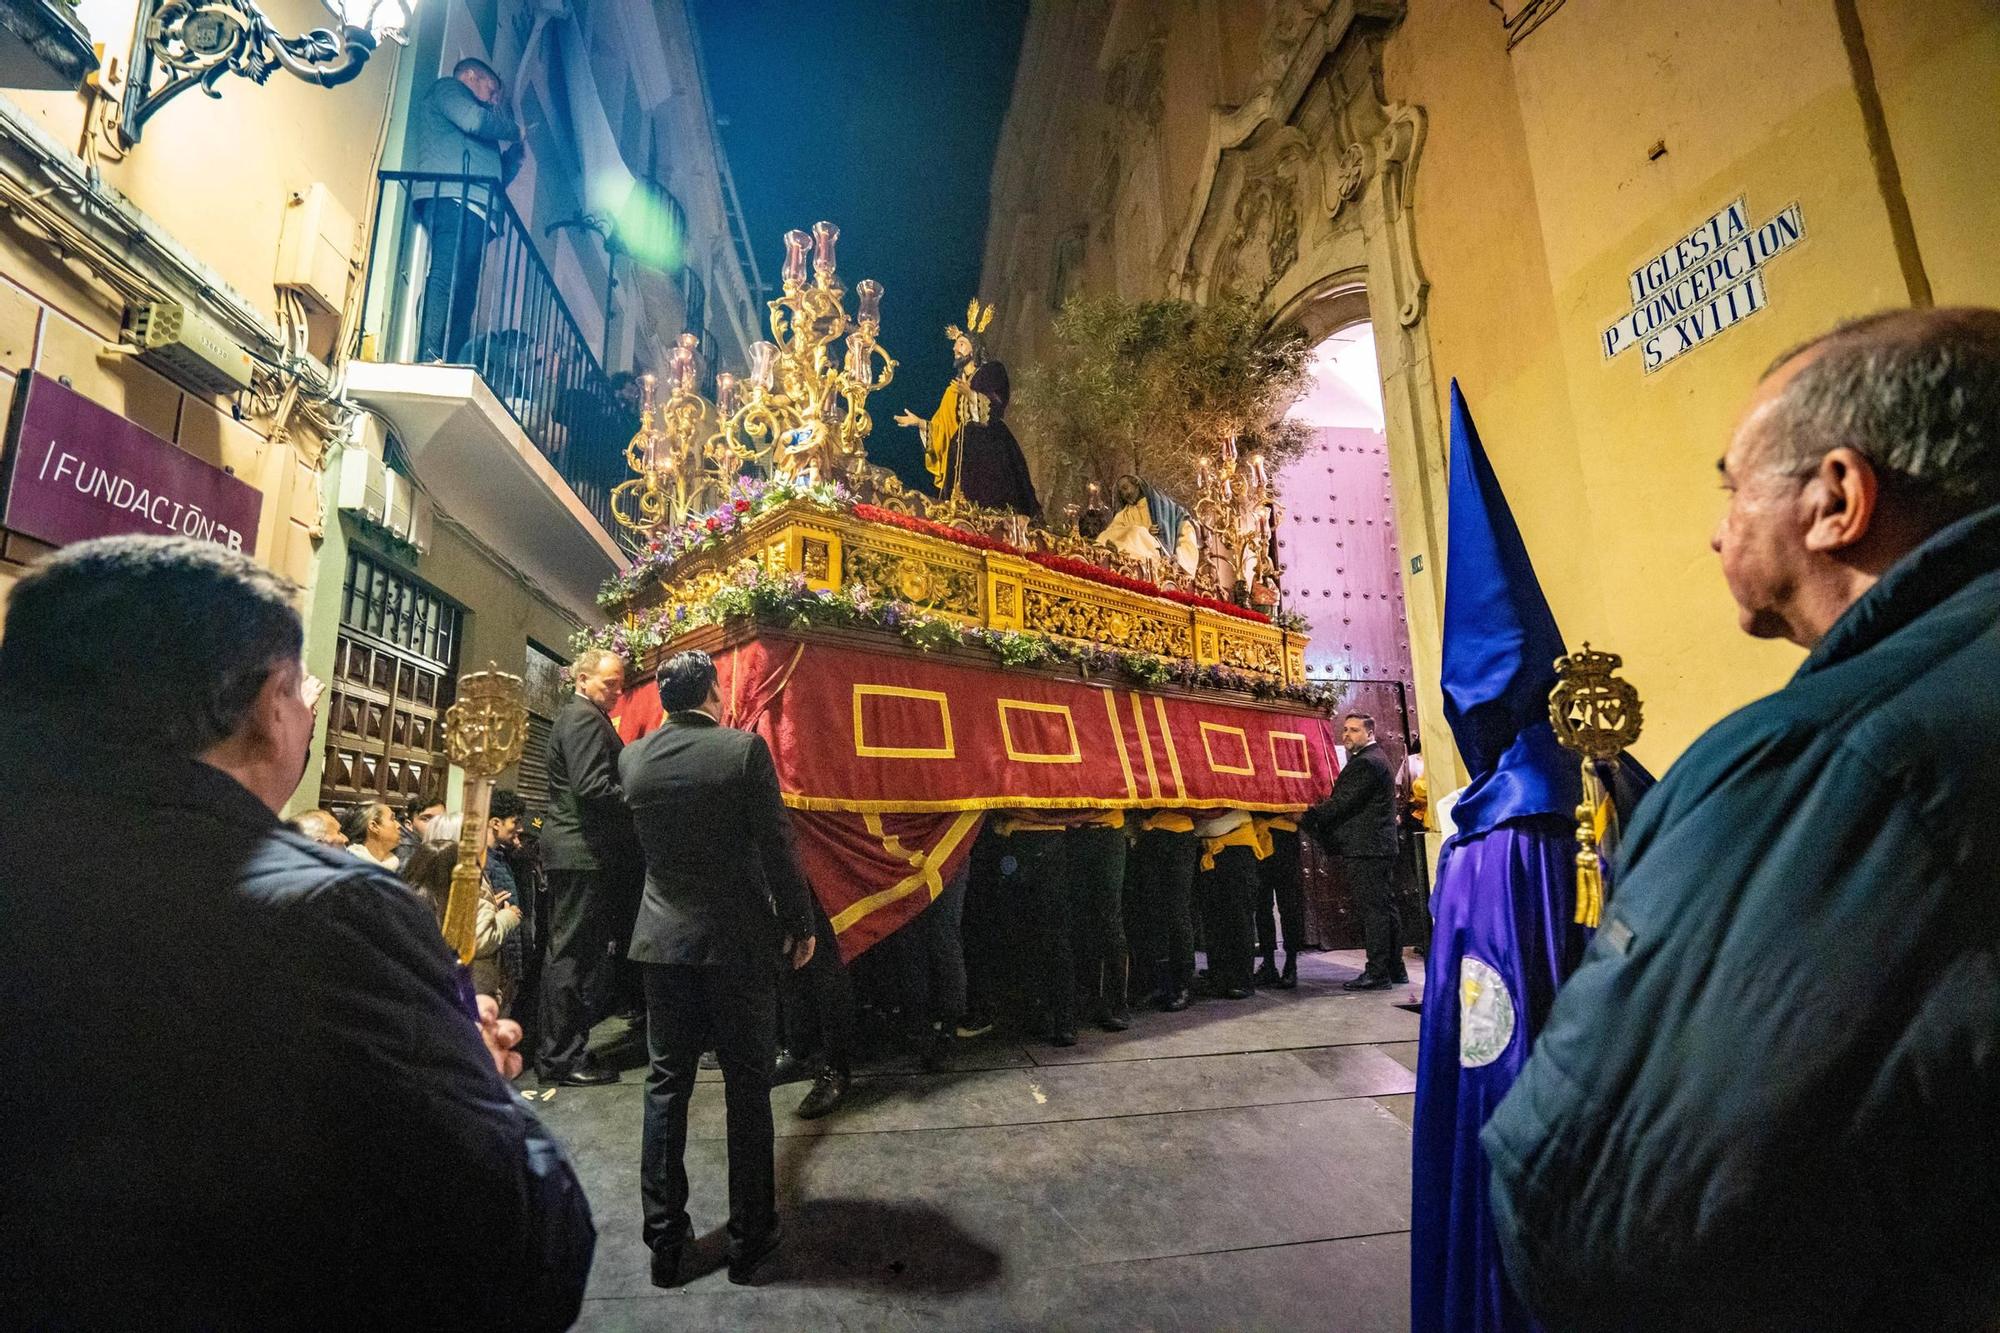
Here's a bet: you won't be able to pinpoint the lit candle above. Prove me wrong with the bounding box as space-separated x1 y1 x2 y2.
639 372 658 416
1086 480 1102 509
1247 450 1268 490
844 333 874 388
1220 435 1238 466
748 341 779 391
855 278 883 329
672 332 698 390
812 221 840 279
714 372 737 417
782 230 810 288
1196 459 1213 489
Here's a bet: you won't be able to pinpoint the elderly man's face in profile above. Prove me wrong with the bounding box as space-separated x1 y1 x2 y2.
1712 354 1819 644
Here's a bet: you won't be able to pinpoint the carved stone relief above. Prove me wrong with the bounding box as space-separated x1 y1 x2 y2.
1220 161 1304 302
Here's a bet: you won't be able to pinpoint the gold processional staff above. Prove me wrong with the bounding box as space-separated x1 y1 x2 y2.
441 665 530 965
1548 644 1644 928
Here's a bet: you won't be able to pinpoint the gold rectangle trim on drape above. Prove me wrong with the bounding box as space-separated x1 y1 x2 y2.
997 698 1083 764
1269 730 1312 779
1199 721 1256 776
852 684 956 759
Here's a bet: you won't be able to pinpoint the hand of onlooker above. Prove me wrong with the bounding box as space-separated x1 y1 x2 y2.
477 992 524 1080
301 673 326 713
787 934 817 971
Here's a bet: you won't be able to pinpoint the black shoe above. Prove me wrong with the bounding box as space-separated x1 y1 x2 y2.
1253 961 1283 988
772 1048 812 1086
920 1029 951 1072
726 1229 781 1285
1220 985 1253 1000
1276 956 1299 990
1343 973 1394 991
1161 988 1192 1012
1050 1027 1078 1048
794 1067 849 1120
954 1015 996 1039
1387 970 1410 986
547 1061 619 1087
1096 1004 1132 1033
649 1242 683 1289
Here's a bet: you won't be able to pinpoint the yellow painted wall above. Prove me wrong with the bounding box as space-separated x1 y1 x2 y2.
1389 0 1993 767
0 0 399 634
1858 0 2000 305
988 0 2000 776
10 0 398 343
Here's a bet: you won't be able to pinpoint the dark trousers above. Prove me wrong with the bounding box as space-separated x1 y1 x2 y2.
1256 828 1306 964
781 901 854 1072
1066 825 1129 1016
414 197 486 362
1131 828 1198 996
1008 830 1074 1035
640 962 778 1254
895 865 969 1032
1346 853 1403 979
960 825 1009 1022
1197 844 1260 992
537 867 625 1074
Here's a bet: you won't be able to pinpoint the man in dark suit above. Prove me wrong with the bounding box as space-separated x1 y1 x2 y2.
537 647 641 1085
621 650 818 1288
0 535 592 1326
1306 711 1406 990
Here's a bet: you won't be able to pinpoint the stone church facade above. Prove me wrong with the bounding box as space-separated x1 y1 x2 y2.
978 0 1998 777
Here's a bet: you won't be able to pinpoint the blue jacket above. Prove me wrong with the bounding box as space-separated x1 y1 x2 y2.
0 713 594 1328
1483 503 2000 1331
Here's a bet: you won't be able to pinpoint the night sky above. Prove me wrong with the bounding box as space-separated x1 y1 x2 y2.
690 0 1030 488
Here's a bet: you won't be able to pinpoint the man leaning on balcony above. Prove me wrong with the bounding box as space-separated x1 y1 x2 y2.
408 57 525 363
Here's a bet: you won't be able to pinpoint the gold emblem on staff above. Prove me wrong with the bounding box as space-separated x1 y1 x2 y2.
1549 644 1642 760
439 666 529 964
1549 643 1643 928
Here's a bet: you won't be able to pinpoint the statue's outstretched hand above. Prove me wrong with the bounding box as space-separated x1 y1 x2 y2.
894 410 923 429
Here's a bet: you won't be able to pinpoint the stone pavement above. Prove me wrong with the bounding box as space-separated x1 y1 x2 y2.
523 949 1424 1331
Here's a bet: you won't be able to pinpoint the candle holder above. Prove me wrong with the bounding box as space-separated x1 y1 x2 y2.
1191 429 1283 607
611 221 902 539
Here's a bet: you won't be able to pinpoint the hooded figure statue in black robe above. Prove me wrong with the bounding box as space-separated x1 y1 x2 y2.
896 300 1042 521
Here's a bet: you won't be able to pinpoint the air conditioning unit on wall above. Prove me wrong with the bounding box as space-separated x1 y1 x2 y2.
338 447 433 555
122 301 254 396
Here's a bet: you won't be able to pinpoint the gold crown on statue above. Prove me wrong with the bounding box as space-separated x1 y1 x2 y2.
946 298 996 342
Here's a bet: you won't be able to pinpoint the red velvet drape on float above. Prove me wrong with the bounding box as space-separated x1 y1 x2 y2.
612 634 1338 960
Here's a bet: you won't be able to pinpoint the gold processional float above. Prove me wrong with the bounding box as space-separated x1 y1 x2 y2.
422 224 1648 947
599 220 1312 688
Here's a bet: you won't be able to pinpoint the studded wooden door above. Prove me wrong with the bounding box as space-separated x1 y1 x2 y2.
319 550 463 812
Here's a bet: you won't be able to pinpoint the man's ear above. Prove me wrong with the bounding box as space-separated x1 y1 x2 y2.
1802 446 1880 554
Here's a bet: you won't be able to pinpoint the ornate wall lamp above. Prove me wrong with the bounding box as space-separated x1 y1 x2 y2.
120 0 410 143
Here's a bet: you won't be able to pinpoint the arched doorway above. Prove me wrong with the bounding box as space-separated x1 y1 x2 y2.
1267 299 1434 953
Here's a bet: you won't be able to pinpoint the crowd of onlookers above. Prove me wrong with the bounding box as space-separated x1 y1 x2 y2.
291 793 540 1022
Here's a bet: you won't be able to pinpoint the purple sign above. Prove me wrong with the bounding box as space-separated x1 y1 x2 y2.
3 371 262 553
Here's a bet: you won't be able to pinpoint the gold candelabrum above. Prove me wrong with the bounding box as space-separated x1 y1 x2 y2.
1190 435 1281 603
611 220 899 539
440 665 529 965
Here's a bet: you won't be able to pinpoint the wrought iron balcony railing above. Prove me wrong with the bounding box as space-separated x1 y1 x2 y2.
358 170 632 539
